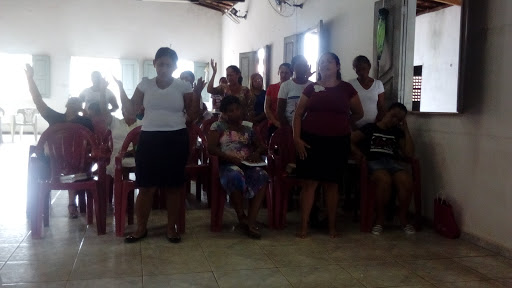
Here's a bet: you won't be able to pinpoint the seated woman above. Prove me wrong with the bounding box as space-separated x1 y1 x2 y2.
207 96 269 239
351 102 416 235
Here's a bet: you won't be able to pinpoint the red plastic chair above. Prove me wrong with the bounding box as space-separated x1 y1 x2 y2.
359 158 422 232
209 155 273 232
185 124 211 206
200 115 219 137
267 126 300 229
30 123 108 239
113 126 186 237
253 120 269 146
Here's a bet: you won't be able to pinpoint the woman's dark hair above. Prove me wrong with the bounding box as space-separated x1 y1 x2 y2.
278 62 292 74
317 52 342 81
290 55 307 72
388 102 408 114
219 77 227 84
219 95 241 113
180 70 195 83
154 47 178 63
227 65 243 85
87 102 101 116
353 55 371 68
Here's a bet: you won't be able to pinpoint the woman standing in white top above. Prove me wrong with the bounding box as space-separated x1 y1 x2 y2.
349 56 385 128
121 47 204 243
277 55 313 126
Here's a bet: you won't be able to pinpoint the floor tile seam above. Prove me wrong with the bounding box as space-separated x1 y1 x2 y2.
67 224 92 282
1 232 28 265
452 257 510 280
393 259 442 287
199 236 221 288
397 258 494 284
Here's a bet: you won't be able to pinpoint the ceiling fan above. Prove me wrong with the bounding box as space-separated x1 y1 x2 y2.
267 0 303 17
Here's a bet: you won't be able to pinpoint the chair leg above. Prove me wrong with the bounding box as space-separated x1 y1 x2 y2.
43 192 50 227
266 182 273 229
92 186 107 235
86 191 94 225
31 186 47 239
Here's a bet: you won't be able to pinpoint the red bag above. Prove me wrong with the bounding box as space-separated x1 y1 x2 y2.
434 197 460 239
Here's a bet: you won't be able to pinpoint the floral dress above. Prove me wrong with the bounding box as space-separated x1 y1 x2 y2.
210 121 268 198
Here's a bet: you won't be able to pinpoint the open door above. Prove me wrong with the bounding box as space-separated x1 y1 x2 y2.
239 51 257 87
373 0 415 109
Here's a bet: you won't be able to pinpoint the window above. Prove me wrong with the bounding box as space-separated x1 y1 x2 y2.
0 53 33 116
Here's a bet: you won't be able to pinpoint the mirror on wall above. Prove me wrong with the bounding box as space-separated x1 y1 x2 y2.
373 0 467 113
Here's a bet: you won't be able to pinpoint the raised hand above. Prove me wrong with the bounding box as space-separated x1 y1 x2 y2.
210 59 217 74
193 77 207 95
306 65 316 79
25 64 34 79
112 75 123 88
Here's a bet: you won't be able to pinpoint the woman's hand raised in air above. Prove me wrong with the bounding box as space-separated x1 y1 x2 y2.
193 77 207 95
210 59 217 75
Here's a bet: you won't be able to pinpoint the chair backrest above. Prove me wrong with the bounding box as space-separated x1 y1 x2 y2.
36 123 99 180
187 123 209 166
254 120 269 146
200 116 219 137
268 126 295 171
16 108 38 124
118 125 142 157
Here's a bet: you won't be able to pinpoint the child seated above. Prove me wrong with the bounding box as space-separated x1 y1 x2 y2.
207 96 268 239
351 102 416 235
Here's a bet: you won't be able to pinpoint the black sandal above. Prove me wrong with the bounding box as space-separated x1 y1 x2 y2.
125 230 148 243
247 227 261 240
167 234 181 243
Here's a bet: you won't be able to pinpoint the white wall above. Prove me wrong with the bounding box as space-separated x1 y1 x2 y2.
222 0 512 253
414 6 461 112
0 0 222 130
409 0 512 252
221 0 375 85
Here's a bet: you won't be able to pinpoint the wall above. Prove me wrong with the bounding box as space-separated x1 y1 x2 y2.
221 0 375 84
409 0 512 251
222 0 512 252
0 0 222 130
414 6 461 112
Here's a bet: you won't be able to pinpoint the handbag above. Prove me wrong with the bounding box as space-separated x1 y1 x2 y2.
434 195 460 239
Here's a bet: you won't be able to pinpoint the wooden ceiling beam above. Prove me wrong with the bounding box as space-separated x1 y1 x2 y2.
431 0 462 6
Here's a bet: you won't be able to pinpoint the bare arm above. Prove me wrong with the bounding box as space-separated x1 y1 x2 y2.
399 118 415 158
349 94 364 124
264 91 280 127
207 59 218 95
25 64 50 116
350 130 366 163
207 129 241 165
108 91 120 113
376 92 385 121
292 94 311 160
115 76 144 117
277 98 289 126
184 77 206 123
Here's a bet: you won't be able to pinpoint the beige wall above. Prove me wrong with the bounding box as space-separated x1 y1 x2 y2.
222 0 512 251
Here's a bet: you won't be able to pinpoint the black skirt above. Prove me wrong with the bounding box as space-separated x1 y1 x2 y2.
295 131 350 184
135 129 189 188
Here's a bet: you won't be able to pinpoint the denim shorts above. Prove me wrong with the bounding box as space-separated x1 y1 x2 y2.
367 158 408 174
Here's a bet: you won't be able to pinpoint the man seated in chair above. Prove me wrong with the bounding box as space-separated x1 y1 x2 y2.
26 64 94 218
351 102 416 235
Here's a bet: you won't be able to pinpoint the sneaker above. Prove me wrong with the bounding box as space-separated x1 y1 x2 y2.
403 224 416 235
371 224 383 235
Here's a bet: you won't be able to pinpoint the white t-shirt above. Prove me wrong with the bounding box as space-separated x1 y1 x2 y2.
137 77 193 131
277 79 312 124
349 78 385 128
106 117 141 176
79 87 117 110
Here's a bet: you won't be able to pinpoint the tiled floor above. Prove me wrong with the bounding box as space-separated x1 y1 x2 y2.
1 136 512 287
